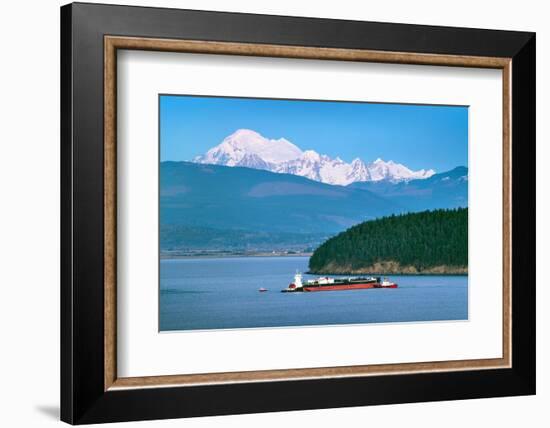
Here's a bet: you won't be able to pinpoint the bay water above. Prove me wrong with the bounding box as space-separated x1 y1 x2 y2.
160 256 468 331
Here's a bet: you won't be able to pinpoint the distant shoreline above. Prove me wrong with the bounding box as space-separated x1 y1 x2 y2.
160 254 467 275
160 252 312 260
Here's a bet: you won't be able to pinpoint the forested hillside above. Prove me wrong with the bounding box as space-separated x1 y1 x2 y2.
309 208 468 274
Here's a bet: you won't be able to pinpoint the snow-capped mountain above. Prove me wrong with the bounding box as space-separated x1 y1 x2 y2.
272 151 373 185
367 158 435 182
193 129 435 186
195 129 302 166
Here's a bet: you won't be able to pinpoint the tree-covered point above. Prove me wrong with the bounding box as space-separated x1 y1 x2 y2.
309 208 468 274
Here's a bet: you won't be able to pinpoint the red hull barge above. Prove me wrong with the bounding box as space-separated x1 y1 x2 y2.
304 283 397 292
282 272 398 292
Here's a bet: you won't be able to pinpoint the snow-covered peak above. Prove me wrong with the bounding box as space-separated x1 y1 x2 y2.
194 130 435 185
194 129 302 166
229 128 260 139
301 150 321 162
367 158 435 182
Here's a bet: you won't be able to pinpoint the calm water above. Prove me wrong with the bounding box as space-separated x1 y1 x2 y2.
160 256 468 331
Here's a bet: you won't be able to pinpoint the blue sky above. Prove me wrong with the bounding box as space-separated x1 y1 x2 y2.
160 95 468 172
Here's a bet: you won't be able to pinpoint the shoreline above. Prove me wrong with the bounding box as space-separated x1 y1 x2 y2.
160 254 467 276
306 271 468 277
308 261 467 276
160 253 312 260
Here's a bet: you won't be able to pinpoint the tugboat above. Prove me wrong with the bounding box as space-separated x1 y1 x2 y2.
281 272 397 292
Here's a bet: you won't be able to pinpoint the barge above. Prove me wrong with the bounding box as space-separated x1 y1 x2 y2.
281 272 397 292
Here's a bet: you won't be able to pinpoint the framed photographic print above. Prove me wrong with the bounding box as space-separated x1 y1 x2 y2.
60 2 536 424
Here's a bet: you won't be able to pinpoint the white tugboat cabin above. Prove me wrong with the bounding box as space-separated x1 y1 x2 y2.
282 271 304 292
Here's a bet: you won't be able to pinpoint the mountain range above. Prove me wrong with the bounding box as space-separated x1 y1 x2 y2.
160 161 467 253
161 161 401 235
350 166 468 211
193 129 435 186
164 129 466 253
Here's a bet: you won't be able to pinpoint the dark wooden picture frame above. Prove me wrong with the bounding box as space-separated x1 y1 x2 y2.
61 2 535 424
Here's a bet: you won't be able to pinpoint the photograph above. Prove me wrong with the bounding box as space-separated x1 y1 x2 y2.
159 95 469 331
